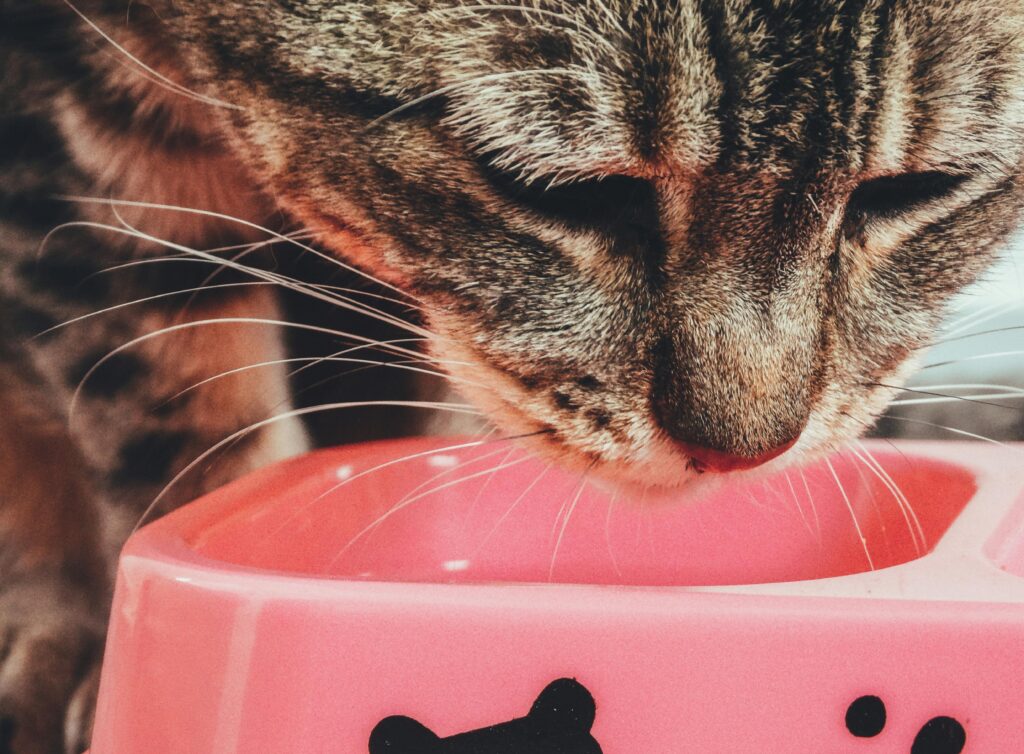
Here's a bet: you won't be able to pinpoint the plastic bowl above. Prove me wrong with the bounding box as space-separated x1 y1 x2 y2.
89 438 1024 753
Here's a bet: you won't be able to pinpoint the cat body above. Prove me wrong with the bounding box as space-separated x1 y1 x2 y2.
1 1 1023 751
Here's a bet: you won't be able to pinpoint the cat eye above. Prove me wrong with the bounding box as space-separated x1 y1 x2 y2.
846 171 969 221
476 156 660 237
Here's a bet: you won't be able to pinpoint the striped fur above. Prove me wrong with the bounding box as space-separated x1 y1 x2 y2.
2 1 1024 750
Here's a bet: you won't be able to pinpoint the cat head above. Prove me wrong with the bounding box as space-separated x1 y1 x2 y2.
111 1 1024 489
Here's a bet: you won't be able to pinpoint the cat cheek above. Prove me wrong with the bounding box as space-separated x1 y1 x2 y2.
314 217 413 288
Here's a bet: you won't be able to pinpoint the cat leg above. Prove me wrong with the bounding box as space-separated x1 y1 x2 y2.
0 337 108 754
1 249 310 751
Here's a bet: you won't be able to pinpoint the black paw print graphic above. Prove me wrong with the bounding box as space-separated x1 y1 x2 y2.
846 695 967 754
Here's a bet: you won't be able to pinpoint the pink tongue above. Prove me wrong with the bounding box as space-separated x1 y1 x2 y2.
680 437 798 473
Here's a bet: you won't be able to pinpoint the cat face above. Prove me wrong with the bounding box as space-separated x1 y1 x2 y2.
164 0 1024 489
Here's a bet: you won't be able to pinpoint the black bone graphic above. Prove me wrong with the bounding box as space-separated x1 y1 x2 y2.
369 678 603 754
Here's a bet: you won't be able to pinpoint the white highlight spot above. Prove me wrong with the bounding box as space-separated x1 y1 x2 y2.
335 465 354 480
442 559 471 572
429 455 458 468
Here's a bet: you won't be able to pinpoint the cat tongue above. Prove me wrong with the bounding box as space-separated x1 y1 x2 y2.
681 437 797 473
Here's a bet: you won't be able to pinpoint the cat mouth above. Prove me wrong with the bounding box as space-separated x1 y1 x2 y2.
487 401 791 495
425 324 816 493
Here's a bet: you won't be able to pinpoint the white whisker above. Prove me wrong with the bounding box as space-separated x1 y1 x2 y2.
881 416 1017 447
549 469 589 581
134 399 483 534
796 466 822 542
604 489 623 580
852 441 926 555
55 195 419 303
462 445 518 536
782 470 817 540
284 342 471 384
328 454 532 569
255 432 505 549
365 68 584 130
941 300 1023 337
891 392 1024 407
921 350 1024 371
161 352 475 409
334 434 508 546
41 218 430 338
61 0 242 110
825 456 874 571
474 462 552 554
36 281 273 337
69 317 437 425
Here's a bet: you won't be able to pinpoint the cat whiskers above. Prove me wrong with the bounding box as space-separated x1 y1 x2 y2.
35 279 275 338
824 456 875 571
161 349 474 410
67 316 434 425
548 462 594 581
62 0 242 111
878 415 1018 447
868 381 1024 411
927 324 1024 348
919 350 1024 371
78 251 421 332
603 489 623 580
254 430 500 553
473 461 553 556
326 445 539 571
54 195 419 304
133 398 485 534
795 466 822 545
364 67 590 131
782 469 819 542
939 299 1024 338
850 441 926 556
38 236 308 345
39 199 500 548
46 215 428 338
86 220 414 315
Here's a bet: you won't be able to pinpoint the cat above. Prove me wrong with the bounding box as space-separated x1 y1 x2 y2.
2 1 1023 751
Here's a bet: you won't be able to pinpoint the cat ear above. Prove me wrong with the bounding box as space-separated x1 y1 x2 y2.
528 678 597 735
369 715 441 754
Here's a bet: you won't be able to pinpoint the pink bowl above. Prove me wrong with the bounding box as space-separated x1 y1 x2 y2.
90 438 1024 753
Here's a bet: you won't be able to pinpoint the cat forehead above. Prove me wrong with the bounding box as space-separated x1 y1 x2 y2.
201 0 1022 177
429 0 1019 179
417 1 1019 178
435 2 724 182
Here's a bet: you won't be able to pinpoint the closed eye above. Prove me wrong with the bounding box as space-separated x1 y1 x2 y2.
846 171 970 221
476 155 659 236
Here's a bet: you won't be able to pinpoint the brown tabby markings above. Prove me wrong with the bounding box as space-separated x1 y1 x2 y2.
2 1 1024 751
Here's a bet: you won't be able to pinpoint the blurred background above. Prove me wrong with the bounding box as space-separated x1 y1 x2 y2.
875 229 1024 443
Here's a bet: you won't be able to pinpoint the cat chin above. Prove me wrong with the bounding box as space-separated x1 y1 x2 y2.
579 444 816 505
427 323 913 501
497 420 814 501
440 374 835 498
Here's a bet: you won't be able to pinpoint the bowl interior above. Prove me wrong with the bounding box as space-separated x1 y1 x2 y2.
176 439 977 587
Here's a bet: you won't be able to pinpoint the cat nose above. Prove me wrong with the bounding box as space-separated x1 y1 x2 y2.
676 437 798 473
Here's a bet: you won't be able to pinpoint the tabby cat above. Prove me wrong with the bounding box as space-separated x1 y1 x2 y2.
2 1 1023 751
